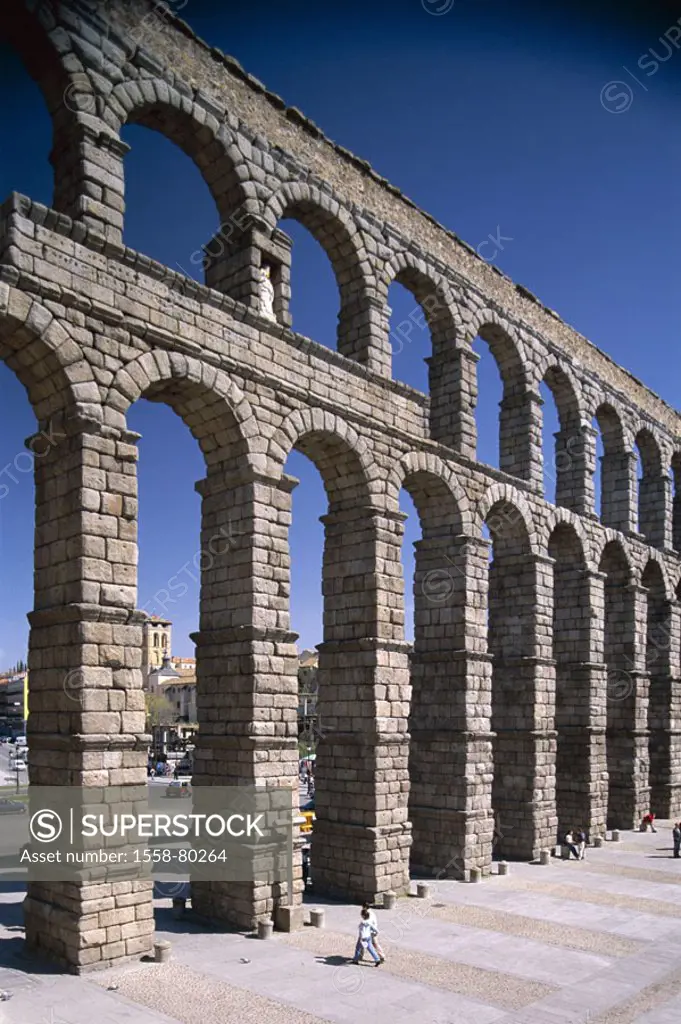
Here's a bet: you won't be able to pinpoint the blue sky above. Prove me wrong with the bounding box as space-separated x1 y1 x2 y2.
1 0 680 664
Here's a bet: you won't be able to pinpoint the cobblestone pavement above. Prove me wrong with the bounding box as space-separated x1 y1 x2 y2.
2 826 681 1023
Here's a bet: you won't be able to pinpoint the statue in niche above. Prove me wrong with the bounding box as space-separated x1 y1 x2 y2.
258 263 277 321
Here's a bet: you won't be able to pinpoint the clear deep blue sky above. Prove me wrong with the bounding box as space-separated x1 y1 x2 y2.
1 0 680 665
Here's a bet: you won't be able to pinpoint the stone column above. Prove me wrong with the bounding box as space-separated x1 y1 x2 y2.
606 583 649 829
189 467 302 931
555 570 608 838
490 553 556 859
51 127 128 245
313 505 411 901
647 597 678 817
554 424 596 516
499 390 543 490
427 346 478 458
339 295 392 376
408 534 494 878
639 472 673 551
601 450 637 534
24 416 152 972
667 600 681 818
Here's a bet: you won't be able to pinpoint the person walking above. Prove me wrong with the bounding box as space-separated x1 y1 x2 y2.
576 828 587 861
641 812 657 833
352 909 383 965
361 902 385 960
564 830 580 860
673 822 681 859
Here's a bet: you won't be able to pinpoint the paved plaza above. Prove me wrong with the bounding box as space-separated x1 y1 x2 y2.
1 826 681 1024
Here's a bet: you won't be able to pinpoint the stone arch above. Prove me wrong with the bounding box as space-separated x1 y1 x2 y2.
592 401 631 530
548 517 590 837
541 506 592 570
538 366 588 512
263 182 377 367
633 424 667 548
267 406 378 507
641 556 674 817
598 538 639 830
105 351 257 470
467 311 536 482
0 284 98 424
110 80 252 228
672 450 681 553
385 451 471 534
377 251 458 348
474 482 538 553
0 3 97 221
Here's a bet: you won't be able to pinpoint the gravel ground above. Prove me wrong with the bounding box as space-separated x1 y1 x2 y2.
588 966 681 1023
568 860 681 888
280 926 556 1010
504 878 681 918
91 961 331 1024
424 900 642 957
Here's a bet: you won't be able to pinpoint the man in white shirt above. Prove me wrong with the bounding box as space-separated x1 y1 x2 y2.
352 908 383 965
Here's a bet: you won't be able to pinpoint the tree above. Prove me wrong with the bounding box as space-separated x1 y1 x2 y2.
145 692 176 729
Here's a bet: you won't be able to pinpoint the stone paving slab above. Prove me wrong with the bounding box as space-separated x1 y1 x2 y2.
281 925 555 1009
304 897 615 985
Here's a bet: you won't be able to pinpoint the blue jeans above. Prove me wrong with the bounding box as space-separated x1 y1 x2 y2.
354 937 380 963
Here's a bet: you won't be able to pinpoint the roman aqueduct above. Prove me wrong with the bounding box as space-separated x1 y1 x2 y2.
1 0 681 972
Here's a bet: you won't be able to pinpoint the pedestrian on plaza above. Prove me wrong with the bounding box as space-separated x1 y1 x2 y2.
576 828 587 861
361 902 385 960
564 829 580 860
673 822 681 859
352 909 383 966
641 812 657 833
302 846 311 887
308 774 315 797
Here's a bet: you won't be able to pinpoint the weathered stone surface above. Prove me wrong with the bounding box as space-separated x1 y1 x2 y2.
2 0 680 973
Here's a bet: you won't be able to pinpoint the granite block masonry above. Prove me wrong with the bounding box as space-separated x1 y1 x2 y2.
1 0 680 972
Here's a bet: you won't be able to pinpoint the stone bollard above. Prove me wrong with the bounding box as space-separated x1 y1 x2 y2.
539 849 551 866
498 861 509 876
611 829 621 842
154 941 171 964
258 920 273 940
593 836 603 849
383 891 396 910
561 845 571 861
416 882 431 899
469 868 481 883
310 908 325 929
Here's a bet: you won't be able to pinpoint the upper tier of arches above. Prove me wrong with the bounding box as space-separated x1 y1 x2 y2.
2 0 680 556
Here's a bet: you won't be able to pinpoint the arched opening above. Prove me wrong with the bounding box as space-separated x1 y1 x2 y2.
635 428 664 548
593 405 629 531
541 367 584 510
279 218 340 351
281 426 409 901
549 523 589 838
599 541 637 830
642 560 673 818
113 367 263 931
485 499 536 857
0 359 35 708
0 33 53 207
400 471 467 875
268 196 369 364
473 325 530 480
388 279 431 394
121 122 221 283
673 453 681 553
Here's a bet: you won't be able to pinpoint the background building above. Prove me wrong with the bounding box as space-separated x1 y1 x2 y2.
141 615 172 677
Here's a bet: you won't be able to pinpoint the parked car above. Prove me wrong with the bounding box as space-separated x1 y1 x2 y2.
165 780 191 798
13 760 26 771
0 799 26 814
